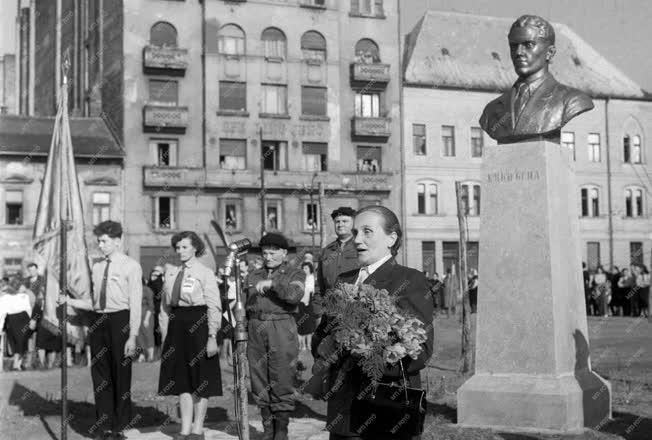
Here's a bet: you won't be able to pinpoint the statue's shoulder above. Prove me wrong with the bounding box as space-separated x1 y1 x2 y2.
556 83 594 123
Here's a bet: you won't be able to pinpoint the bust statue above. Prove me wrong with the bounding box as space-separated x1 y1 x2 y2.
479 15 594 143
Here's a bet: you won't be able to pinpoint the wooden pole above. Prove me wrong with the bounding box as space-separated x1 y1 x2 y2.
455 182 472 374
318 182 325 248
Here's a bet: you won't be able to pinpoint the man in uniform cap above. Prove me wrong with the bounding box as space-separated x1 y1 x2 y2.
246 232 305 440
312 207 360 353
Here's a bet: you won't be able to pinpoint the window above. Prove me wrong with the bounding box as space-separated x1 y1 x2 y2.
303 142 327 172
92 192 111 225
580 186 600 217
354 38 380 63
219 81 246 112
301 30 326 62
624 186 644 218
355 93 380 117
630 242 643 266
416 182 438 215
150 139 178 166
261 27 286 59
304 202 320 230
5 190 23 225
3 258 23 276
154 196 175 230
220 139 246 170
149 79 178 105
303 0 326 6
422 241 436 276
587 133 601 162
623 134 642 163
218 24 245 56
587 242 600 271
352 0 384 18
357 146 381 172
471 127 483 158
224 200 242 232
265 200 282 231
442 125 455 157
301 86 327 116
413 124 426 155
460 183 480 216
562 131 575 161
261 84 287 115
262 141 287 171
632 135 642 163
150 21 177 47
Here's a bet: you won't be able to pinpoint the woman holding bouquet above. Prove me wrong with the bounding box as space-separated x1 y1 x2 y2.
316 206 434 440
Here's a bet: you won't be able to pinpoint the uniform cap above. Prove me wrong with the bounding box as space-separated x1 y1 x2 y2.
259 232 289 250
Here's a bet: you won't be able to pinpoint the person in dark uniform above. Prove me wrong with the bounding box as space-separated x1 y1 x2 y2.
65 221 142 440
158 231 222 440
317 206 434 440
312 207 359 355
246 232 305 440
147 266 164 349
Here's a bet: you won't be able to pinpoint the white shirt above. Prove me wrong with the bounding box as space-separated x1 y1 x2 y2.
301 274 315 305
0 293 32 331
355 253 393 285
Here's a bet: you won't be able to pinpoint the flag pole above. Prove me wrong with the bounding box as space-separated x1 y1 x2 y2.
60 55 70 440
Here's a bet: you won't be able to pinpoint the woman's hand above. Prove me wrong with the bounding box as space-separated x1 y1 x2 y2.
28 320 37 331
206 337 218 358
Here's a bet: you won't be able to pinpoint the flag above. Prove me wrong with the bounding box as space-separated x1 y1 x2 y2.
32 73 92 345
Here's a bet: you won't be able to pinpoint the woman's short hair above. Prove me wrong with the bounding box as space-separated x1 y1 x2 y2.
171 231 206 257
355 205 402 256
301 262 314 274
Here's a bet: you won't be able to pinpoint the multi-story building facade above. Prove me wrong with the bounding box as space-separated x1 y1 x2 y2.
402 11 652 276
0 0 124 276
3 0 402 274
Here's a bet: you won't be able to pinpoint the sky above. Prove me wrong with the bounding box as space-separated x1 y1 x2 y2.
1 0 650 91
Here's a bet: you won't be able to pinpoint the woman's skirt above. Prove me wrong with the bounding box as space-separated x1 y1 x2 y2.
4 312 30 354
295 302 318 335
158 305 222 398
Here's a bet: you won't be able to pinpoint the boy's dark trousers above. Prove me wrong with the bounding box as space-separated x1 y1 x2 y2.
88 310 133 433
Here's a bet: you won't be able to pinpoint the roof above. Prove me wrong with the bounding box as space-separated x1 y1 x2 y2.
403 11 651 100
0 114 124 158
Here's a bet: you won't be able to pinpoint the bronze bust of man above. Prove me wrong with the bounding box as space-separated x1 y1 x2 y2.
480 15 594 143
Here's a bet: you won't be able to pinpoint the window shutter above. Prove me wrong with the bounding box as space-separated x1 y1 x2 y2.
220 139 246 156
374 0 383 16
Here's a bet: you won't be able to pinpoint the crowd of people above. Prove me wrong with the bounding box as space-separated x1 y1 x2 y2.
1 210 649 440
583 262 651 318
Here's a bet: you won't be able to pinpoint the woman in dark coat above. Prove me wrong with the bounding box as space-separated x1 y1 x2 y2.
316 206 434 440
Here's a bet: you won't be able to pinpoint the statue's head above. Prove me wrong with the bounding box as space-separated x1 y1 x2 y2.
508 15 556 79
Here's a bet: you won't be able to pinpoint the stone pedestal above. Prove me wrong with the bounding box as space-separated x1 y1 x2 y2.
457 140 611 433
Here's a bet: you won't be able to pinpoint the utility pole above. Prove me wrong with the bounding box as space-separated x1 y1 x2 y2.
310 173 317 254
259 127 266 237
455 182 473 374
318 182 325 248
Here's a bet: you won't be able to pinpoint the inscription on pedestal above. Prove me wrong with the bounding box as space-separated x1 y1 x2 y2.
487 169 541 184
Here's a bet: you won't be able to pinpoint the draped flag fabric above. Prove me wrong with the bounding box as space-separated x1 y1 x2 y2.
32 79 92 345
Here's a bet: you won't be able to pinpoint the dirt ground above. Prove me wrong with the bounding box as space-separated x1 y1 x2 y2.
0 316 650 440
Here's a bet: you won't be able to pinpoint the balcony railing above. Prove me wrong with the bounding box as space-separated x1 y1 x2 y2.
143 104 189 133
143 46 189 75
350 63 390 89
351 116 391 139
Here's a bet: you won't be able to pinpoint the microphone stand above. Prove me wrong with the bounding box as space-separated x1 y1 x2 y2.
232 255 249 440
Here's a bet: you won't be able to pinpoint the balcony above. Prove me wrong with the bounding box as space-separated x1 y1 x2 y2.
143 168 392 193
350 63 390 89
143 167 205 188
351 116 391 141
143 46 189 76
143 104 189 133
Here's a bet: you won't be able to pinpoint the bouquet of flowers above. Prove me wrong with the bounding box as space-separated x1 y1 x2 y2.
318 282 428 384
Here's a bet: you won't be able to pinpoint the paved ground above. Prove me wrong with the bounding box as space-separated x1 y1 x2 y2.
1 315 650 440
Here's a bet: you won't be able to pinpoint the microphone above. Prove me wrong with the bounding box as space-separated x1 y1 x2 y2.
223 238 252 277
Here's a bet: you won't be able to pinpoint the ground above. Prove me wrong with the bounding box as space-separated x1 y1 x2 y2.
0 316 650 440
